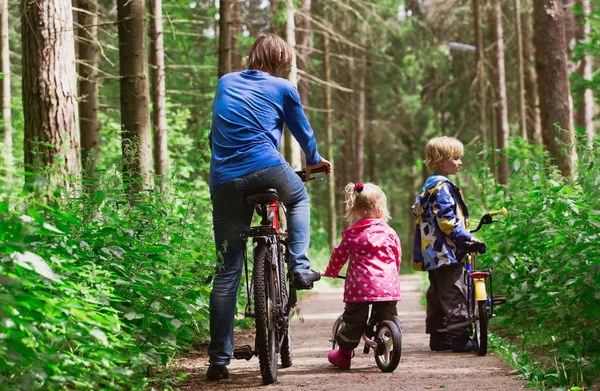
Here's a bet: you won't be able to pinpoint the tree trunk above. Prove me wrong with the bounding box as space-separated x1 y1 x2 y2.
533 0 576 176
514 0 528 140
77 0 100 187
574 0 594 146
0 0 12 180
563 1 576 74
522 9 542 144
231 0 243 72
355 21 367 183
491 0 509 184
218 0 232 78
117 0 152 190
323 32 336 249
248 0 262 37
297 0 311 108
284 0 302 170
150 0 168 191
473 0 487 143
22 0 81 190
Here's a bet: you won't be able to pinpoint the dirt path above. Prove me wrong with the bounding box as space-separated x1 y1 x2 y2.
174 274 527 390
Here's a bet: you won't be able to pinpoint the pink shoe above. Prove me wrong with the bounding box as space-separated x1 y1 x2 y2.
328 349 353 369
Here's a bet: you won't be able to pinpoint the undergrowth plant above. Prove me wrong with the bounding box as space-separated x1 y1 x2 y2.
464 137 600 389
0 168 216 390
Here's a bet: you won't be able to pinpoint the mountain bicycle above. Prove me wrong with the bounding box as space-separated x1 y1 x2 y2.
459 207 508 356
328 276 403 372
232 166 327 385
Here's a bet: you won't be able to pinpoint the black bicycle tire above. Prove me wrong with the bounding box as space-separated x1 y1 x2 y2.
253 243 278 384
374 320 402 372
331 315 344 350
279 245 292 368
474 300 488 356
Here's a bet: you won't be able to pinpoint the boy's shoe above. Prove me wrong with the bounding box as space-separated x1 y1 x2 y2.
429 335 452 351
206 364 229 381
328 349 353 370
291 269 321 290
429 331 451 351
451 338 476 353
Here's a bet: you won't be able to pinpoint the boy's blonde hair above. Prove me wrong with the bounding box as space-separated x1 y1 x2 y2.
425 136 464 172
344 182 390 223
247 33 292 77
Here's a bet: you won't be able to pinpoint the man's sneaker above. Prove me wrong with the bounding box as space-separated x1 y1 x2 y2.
328 349 353 370
206 364 229 381
291 269 321 290
451 338 476 353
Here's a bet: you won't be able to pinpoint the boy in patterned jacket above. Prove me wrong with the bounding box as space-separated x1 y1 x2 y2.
412 136 480 353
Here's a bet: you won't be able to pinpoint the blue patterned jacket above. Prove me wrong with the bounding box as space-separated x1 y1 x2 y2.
412 175 472 271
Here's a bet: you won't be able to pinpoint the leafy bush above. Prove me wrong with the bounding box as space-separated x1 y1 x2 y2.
465 138 600 388
0 172 215 390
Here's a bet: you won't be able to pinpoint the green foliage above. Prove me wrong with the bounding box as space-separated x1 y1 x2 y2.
465 138 600 389
0 171 215 390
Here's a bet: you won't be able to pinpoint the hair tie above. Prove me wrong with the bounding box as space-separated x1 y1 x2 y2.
354 183 364 193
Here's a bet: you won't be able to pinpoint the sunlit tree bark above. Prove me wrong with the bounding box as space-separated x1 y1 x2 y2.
218 0 232 78
150 0 168 191
76 0 100 188
22 0 81 190
522 8 543 144
117 0 152 189
0 0 11 180
574 0 594 146
491 0 509 184
533 0 576 176
323 32 336 249
473 0 487 143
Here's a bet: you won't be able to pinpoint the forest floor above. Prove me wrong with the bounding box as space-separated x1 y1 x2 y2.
172 274 529 390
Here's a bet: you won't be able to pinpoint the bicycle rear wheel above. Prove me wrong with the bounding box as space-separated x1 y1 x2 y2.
253 243 278 384
374 320 402 372
474 300 488 356
279 247 292 368
330 315 345 350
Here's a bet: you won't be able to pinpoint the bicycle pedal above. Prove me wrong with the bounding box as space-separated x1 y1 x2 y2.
492 295 506 305
233 345 255 360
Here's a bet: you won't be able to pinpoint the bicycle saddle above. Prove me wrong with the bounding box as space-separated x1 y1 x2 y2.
244 188 279 205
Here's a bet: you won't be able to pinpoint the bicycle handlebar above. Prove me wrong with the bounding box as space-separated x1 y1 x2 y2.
295 165 329 182
489 207 508 218
470 207 508 233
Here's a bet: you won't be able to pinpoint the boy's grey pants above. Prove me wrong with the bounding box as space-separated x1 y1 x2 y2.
335 301 398 351
426 263 472 341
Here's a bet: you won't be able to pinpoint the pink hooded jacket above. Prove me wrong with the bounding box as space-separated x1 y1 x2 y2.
323 218 402 303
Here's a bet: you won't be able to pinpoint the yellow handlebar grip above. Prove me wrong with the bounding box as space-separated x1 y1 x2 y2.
489 207 508 217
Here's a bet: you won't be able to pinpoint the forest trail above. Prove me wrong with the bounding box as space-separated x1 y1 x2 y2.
175 274 527 390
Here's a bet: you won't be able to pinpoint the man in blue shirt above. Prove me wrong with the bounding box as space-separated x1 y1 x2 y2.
207 33 331 381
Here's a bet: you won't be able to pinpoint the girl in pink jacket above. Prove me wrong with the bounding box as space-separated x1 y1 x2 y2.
323 182 402 369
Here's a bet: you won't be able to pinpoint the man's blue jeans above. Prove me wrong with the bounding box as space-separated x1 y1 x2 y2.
208 163 311 365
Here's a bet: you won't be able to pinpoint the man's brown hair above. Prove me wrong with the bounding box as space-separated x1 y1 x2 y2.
247 33 292 77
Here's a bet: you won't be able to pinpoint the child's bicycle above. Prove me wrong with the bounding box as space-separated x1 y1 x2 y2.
458 207 508 356
328 276 403 372
231 166 327 385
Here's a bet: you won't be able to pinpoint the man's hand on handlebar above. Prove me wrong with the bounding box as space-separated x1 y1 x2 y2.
306 159 332 181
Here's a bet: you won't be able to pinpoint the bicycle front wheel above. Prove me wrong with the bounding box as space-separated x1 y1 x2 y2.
253 243 278 384
474 300 488 356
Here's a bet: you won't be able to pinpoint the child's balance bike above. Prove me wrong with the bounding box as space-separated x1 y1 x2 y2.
459 207 508 356
328 276 403 372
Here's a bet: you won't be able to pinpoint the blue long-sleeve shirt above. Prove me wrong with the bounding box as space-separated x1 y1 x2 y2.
209 70 322 195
